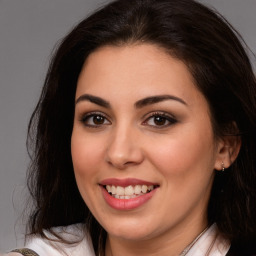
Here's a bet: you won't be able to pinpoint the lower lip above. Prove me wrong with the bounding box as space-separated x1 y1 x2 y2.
101 186 157 210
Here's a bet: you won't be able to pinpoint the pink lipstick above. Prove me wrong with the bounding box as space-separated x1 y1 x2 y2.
100 178 159 210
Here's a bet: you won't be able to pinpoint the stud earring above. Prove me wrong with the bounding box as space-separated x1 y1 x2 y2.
221 162 225 172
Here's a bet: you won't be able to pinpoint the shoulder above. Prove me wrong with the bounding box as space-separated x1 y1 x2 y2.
7 224 95 256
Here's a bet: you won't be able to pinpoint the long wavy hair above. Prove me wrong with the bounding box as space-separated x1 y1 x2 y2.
26 0 256 254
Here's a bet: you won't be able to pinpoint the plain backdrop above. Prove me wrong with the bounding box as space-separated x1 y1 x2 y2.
0 0 255 252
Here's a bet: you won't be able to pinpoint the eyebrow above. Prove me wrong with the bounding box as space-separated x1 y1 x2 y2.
75 94 187 108
135 95 187 108
75 94 110 108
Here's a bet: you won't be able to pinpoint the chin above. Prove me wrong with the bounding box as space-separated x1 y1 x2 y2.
102 217 160 241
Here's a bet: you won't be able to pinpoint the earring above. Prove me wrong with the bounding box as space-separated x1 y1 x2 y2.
221 162 225 172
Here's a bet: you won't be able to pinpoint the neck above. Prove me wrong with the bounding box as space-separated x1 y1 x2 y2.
105 220 209 256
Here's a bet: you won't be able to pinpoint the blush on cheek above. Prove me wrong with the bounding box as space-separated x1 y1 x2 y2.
150 143 191 174
72 135 99 169
150 133 213 181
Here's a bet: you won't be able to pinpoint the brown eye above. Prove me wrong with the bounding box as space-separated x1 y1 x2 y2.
81 113 111 127
153 116 167 126
143 112 177 128
93 115 105 125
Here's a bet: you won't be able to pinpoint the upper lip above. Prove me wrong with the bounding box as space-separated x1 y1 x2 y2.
100 178 159 187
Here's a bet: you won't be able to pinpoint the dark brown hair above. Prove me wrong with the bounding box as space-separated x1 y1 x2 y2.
27 0 256 254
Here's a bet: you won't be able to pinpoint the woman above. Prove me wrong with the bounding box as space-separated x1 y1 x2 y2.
7 0 256 255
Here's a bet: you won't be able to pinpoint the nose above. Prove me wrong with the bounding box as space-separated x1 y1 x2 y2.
105 125 144 169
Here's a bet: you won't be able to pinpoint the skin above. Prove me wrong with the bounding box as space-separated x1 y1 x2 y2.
71 44 233 256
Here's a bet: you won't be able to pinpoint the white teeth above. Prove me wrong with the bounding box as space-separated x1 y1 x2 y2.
116 186 124 195
134 185 142 194
124 185 134 196
111 185 116 195
106 185 111 193
148 185 154 191
142 185 147 193
105 184 156 198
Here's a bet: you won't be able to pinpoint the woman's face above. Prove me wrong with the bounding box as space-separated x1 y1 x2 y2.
71 44 222 243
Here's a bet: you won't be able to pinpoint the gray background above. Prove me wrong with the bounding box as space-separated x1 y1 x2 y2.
0 0 255 252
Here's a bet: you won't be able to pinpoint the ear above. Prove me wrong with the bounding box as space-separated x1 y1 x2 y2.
214 135 241 171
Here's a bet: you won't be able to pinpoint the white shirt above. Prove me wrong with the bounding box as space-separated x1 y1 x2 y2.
8 224 95 256
186 224 230 256
5 223 230 256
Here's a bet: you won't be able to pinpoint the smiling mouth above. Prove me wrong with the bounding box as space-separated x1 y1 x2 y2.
103 184 159 199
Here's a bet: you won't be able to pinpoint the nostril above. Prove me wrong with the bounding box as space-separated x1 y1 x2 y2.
105 138 144 169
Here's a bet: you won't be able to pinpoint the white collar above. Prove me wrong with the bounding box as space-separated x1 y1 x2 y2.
186 224 230 256
25 223 230 256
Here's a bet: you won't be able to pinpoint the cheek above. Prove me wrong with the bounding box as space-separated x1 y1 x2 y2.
147 128 216 219
71 131 105 189
71 131 108 213
147 125 216 179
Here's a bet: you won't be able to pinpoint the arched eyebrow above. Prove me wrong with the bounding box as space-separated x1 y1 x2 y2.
75 94 187 108
135 95 187 108
75 94 110 108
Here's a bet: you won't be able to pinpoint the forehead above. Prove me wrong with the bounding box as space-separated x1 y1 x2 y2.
76 44 205 107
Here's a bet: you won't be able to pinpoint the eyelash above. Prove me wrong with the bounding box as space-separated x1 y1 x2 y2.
80 112 111 128
142 111 177 128
79 111 177 129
